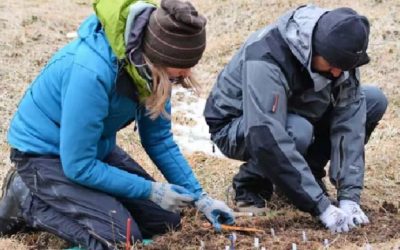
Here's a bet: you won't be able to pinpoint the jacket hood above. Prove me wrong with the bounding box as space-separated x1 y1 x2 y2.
77 15 116 69
124 1 155 84
93 0 157 101
277 5 333 91
93 0 156 59
124 2 156 65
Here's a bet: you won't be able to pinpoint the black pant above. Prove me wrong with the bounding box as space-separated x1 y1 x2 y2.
11 147 180 250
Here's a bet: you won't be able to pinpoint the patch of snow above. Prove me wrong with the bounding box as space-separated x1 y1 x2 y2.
171 87 224 157
66 32 77 39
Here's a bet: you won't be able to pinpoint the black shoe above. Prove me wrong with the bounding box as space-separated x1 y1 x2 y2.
274 178 337 207
228 186 269 215
0 168 29 235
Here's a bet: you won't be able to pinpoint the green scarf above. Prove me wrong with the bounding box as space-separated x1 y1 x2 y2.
93 0 156 101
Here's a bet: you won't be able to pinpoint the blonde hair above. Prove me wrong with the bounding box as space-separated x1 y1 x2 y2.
143 55 201 120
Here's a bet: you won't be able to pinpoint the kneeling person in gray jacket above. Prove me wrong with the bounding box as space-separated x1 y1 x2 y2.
204 5 387 233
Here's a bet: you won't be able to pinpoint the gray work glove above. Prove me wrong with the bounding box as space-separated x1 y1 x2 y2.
195 192 235 232
339 200 369 227
149 182 195 213
319 205 351 233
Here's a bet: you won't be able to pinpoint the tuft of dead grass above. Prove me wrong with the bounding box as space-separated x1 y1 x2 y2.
0 238 27 250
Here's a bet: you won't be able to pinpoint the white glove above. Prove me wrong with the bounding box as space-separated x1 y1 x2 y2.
339 200 369 227
319 205 350 233
149 182 195 213
195 193 235 232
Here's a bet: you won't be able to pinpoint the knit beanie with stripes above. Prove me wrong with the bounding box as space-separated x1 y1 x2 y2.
142 0 207 68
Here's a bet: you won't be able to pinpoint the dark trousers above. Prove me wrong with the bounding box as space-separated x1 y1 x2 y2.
11 146 180 250
211 86 388 199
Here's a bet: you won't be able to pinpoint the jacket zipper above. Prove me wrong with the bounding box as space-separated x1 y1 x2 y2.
134 104 142 132
336 136 344 189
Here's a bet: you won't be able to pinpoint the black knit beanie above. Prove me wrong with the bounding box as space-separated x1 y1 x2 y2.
313 8 370 71
143 0 207 68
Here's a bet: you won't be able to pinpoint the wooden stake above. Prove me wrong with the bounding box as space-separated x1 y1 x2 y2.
270 228 276 239
229 233 236 250
202 223 265 233
324 239 329 249
254 237 259 249
302 231 307 242
200 240 205 250
126 218 132 250
222 225 265 233
233 211 254 217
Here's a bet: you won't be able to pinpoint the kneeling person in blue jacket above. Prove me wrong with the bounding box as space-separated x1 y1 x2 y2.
0 0 234 248
204 5 387 233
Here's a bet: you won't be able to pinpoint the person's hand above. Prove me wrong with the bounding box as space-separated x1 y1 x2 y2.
195 193 235 232
319 205 351 233
149 182 195 213
339 200 369 227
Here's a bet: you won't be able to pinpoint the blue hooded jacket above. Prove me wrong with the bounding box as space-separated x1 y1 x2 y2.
8 14 203 200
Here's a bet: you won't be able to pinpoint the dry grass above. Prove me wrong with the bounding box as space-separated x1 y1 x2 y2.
0 238 27 250
0 0 399 249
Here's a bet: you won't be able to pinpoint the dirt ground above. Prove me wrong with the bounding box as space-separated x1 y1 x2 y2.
0 0 399 249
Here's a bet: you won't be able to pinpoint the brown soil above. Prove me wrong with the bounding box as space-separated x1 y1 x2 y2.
140 200 400 250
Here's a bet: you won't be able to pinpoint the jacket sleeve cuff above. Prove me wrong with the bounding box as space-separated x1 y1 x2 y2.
337 192 361 204
313 195 332 217
140 180 153 200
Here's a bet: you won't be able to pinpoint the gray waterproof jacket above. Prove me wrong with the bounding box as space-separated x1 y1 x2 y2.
204 5 366 216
